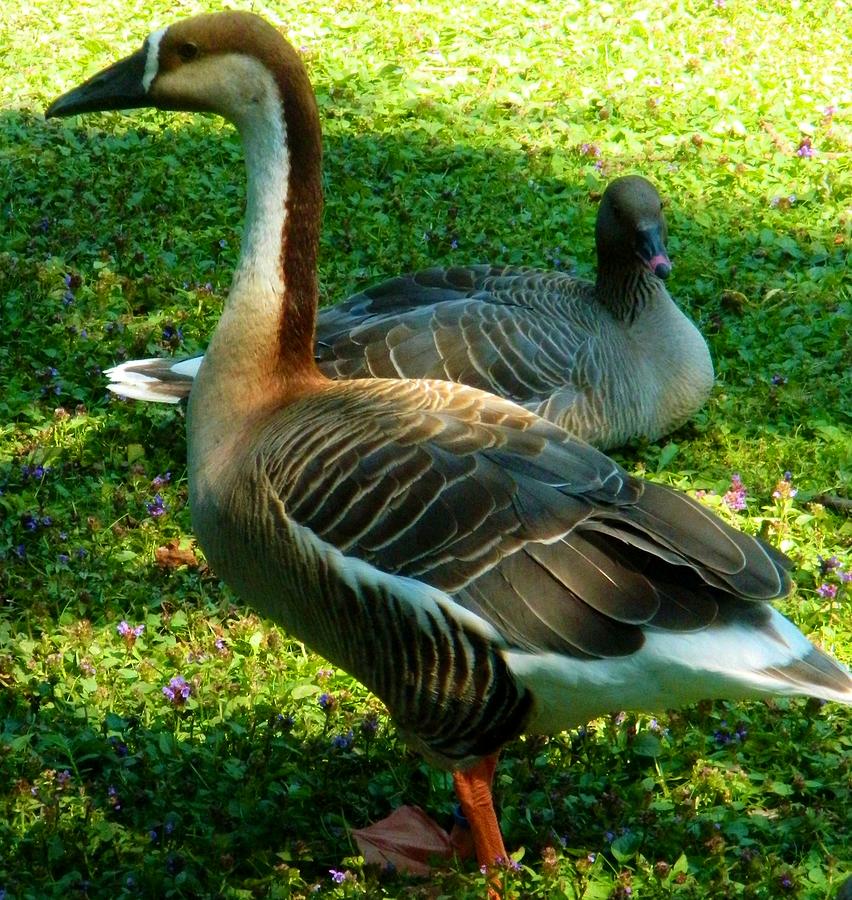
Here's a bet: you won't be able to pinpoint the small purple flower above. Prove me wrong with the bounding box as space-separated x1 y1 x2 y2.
796 137 814 158
149 829 159 843
723 473 747 512
152 472 171 488
117 621 145 645
146 494 168 518
57 770 71 786
587 852 596 863
214 637 227 652
331 729 354 750
22 513 39 532
816 583 838 599
163 675 191 706
770 373 787 386
109 737 129 757
361 713 379 736
76 547 87 559
818 555 840 576
580 142 601 158
841 571 852 584
316 668 334 682
329 869 346 884
450 238 459 250
57 553 70 566
13 545 26 559
162 325 183 343
318 692 333 710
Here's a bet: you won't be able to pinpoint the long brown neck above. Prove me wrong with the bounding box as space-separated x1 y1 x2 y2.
276 55 323 377
201 49 323 405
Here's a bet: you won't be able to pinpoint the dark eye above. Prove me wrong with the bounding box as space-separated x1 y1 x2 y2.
178 41 199 62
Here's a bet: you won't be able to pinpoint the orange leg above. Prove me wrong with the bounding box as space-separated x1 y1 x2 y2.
453 752 507 896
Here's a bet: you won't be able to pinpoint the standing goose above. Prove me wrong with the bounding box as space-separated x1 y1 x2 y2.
105 177 712 451
47 11 851 885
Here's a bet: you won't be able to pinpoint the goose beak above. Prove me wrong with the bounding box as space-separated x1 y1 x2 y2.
635 226 671 280
45 46 149 118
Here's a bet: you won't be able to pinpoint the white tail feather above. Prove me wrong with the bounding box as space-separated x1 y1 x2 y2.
513 607 852 734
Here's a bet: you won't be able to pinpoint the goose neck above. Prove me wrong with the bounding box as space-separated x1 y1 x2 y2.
595 263 658 322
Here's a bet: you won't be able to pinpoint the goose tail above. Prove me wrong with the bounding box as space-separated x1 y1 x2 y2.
104 356 200 403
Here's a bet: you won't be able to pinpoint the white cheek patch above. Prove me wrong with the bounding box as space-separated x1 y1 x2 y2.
142 26 167 93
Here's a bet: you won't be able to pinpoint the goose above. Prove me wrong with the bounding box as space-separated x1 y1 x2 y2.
105 177 713 451
47 11 851 887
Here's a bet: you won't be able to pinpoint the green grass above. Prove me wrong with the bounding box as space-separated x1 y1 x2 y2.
1 0 850 897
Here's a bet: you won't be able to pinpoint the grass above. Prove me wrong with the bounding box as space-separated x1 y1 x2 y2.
1 0 850 896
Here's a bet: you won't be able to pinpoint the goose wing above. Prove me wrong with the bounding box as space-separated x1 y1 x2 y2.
316 266 602 403
258 378 789 662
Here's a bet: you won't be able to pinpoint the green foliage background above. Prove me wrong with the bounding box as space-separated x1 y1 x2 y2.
0 0 850 897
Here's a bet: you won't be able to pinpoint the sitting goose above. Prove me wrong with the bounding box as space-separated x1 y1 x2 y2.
47 11 851 884
105 177 712 451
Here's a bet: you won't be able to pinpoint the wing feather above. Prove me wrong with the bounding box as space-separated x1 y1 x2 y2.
256 379 790 664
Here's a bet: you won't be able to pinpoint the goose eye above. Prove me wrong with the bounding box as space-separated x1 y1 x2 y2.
178 41 199 62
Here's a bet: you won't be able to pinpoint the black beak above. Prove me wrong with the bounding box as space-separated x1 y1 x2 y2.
635 225 672 280
45 46 149 118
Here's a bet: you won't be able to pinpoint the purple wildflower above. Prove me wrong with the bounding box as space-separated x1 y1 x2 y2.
57 553 70 566
331 729 354 750
795 137 814 158
770 373 787 386
329 869 346 884
723 473 747 511
818 555 840 576
361 712 379 736
214 637 227 652
580 142 601 158
841 571 852 584
162 675 191 706
317 692 334 710
816 583 838 599
151 472 171 488
57 770 71 786
146 494 168 517
117 621 144 646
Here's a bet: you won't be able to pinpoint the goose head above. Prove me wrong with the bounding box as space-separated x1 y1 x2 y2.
595 175 671 281
45 12 315 132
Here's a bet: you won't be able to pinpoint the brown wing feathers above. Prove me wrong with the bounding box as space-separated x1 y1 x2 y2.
262 380 790 666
